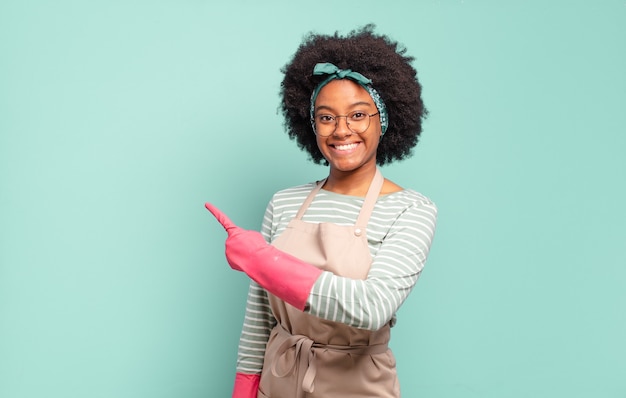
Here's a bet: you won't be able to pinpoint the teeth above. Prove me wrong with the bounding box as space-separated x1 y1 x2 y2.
335 143 358 151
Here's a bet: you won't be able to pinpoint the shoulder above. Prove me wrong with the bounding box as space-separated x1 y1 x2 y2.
380 178 436 211
378 189 436 211
265 181 317 215
373 189 438 230
270 182 316 202
374 190 437 245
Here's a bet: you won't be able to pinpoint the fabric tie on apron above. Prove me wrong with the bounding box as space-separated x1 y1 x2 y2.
270 326 317 393
270 325 389 393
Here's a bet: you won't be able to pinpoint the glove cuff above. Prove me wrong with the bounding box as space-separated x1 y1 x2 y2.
232 372 260 398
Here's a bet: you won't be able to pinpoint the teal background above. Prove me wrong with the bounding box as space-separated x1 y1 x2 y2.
1 1 625 397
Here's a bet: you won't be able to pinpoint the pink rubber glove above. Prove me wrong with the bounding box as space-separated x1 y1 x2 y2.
205 202 322 311
232 373 260 398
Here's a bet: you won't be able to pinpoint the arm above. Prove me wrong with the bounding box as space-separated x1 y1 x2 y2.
206 196 437 330
232 281 275 397
232 203 278 397
206 202 322 311
236 282 276 373
307 200 438 330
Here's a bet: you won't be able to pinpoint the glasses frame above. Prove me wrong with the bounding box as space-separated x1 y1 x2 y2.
311 111 380 137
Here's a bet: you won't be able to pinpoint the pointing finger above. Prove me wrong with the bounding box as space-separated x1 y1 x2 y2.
204 202 237 231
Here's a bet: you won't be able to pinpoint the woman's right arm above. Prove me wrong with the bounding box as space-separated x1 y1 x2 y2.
232 200 277 397
232 281 275 397
235 281 275 374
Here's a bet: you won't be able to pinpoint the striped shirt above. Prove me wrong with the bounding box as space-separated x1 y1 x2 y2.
236 182 438 374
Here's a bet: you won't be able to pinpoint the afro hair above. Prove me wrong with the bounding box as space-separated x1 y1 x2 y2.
279 24 427 166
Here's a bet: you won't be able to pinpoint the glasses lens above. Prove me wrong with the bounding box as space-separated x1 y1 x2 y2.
313 111 372 136
346 111 370 134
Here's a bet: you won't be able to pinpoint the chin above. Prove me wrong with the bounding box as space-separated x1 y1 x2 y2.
329 161 366 173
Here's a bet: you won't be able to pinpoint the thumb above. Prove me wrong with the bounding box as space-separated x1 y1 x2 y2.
204 203 237 232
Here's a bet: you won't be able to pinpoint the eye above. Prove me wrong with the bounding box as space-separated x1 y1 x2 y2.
349 111 367 121
316 114 335 124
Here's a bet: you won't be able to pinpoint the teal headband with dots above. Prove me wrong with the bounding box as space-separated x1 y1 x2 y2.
309 62 389 135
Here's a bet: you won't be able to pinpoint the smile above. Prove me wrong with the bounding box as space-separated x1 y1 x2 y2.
333 143 359 151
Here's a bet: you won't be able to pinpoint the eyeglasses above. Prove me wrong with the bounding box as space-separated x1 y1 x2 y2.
312 111 380 137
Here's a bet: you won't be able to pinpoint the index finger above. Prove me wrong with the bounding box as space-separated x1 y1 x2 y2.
204 202 237 231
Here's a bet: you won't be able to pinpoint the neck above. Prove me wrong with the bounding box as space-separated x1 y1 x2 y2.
323 164 377 196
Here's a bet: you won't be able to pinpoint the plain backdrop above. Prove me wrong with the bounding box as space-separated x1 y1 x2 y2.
1 1 625 397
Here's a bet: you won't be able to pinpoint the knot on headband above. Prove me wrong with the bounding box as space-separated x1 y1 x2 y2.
313 62 372 85
310 62 389 135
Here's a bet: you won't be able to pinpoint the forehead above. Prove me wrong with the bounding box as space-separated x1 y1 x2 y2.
314 79 375 109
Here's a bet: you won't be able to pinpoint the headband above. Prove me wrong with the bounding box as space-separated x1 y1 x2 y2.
309 62 389 135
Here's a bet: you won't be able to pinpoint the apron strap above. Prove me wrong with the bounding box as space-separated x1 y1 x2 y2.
355 168 384 230
294 178 326 220
294 168 384 228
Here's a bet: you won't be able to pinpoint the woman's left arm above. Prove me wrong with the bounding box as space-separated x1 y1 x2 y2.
306 200 438 330
206 198 436 326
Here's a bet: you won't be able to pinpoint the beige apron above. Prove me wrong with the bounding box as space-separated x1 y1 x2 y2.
257 169 401 398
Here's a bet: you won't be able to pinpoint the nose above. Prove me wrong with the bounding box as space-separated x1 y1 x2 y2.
332 116 353 137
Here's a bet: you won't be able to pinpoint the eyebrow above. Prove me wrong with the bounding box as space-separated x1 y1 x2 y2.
315 101 374 113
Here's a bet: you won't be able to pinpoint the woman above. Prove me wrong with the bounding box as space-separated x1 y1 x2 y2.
206 25 437 398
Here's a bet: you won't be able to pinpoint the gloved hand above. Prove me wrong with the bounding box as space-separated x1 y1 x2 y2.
205 202 322 311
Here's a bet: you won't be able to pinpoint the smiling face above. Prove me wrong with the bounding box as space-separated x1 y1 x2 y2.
313 79 382 176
